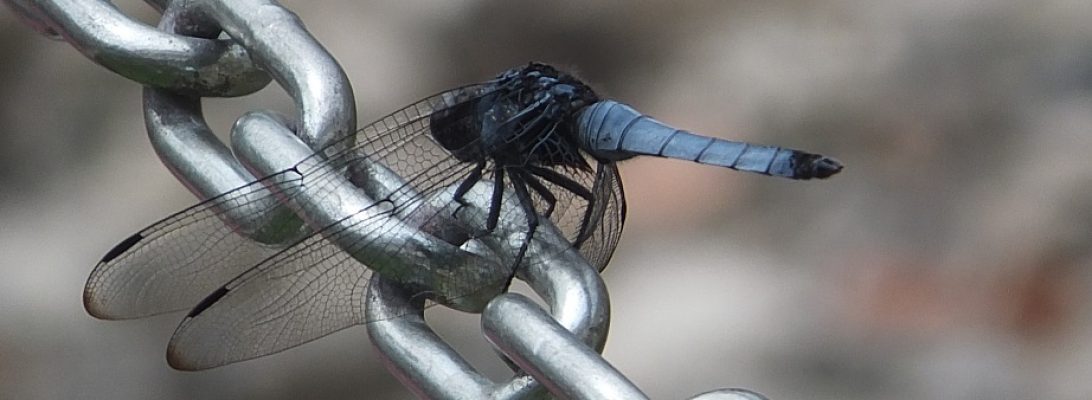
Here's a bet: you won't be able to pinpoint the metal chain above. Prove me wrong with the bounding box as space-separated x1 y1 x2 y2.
5 1 769 399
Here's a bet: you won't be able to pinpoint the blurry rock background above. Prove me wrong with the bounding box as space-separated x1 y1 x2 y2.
2 1 1092 399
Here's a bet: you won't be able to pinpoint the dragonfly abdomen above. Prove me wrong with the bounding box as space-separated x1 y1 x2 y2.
577 100 842 180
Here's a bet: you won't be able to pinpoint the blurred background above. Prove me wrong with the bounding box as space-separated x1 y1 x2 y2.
3 1 1092 399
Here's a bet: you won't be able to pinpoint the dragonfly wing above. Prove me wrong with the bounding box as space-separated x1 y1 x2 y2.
165 86 505 370
83 84 495 321
577 162 626 271
163 178 501 370
166 233 369 370
83 173 308 320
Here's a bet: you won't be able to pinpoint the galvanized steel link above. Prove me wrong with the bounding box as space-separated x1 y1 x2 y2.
143 0 355 242
3 0 272 97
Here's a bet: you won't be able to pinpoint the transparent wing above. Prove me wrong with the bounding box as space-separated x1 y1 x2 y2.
163 87 508 370
166 233 368 370
578 163 626 272
82 85 489 320
83 173 309 319
164 157 489 370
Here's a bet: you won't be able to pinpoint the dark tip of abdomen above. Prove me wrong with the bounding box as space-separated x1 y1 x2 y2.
812 156 844 178
187 287 229 317
793 153 844 179
101 233 143 263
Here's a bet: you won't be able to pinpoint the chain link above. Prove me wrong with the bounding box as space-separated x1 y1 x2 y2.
5 1 771 399
144 0 355 242
4 0 271 96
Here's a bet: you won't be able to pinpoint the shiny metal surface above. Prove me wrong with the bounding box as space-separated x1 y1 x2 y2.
139 1 299 244
194 0 356 151
143 0 355 242
368 220 611 400
484 295 646 400
2 0 271 96
367 277 496 399
690 389 770 400
143 89 307 244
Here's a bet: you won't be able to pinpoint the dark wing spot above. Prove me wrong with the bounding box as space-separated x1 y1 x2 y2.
187 287 229 317
101 233 143 263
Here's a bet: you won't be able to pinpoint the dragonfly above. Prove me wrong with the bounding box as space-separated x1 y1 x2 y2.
83 62 842 370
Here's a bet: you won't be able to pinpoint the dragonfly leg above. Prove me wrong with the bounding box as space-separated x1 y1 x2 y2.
486 166 505 232
520 171 557 220
505 169 540 288
451 159 487 222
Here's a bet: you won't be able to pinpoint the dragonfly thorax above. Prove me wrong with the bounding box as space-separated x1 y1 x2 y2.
431 63 598 170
